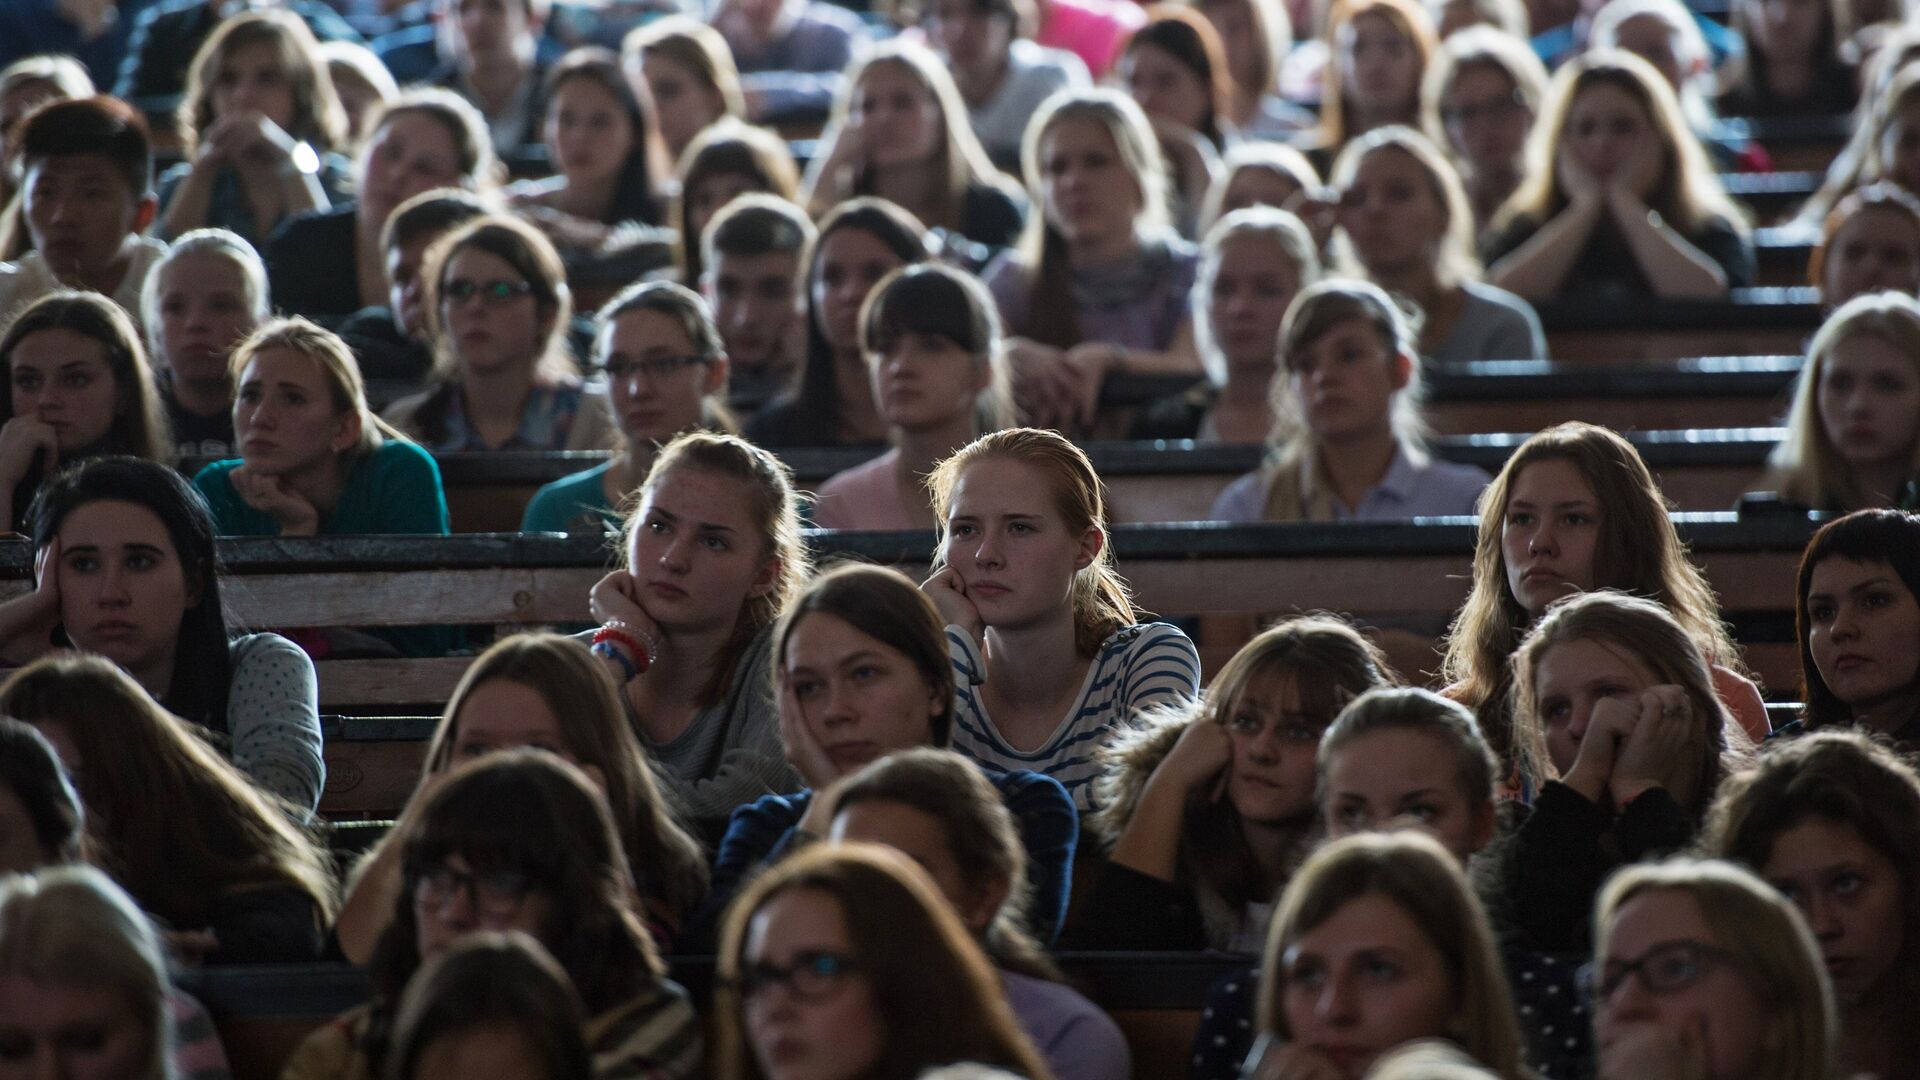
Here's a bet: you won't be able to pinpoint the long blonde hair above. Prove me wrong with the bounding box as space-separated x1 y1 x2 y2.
1319 0 1438 149
1255 831 1527 1080
1594 859 1838 1080
1329 125 1482 287
1439 422 1739 781
1192 206 1322 386
928 428 1139 656
1255 279 1430 522
228 316 405 462
1763 291 1920 511
1494 50 1746 238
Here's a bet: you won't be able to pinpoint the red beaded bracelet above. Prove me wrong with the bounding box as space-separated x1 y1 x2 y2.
592 624 652 673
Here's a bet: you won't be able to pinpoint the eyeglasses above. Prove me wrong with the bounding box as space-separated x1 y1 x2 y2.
1578 941 1739 1002
603 354 712 381
1442 92 1528 126
442 279 536 306
413 864 534 917
731 950 861 1003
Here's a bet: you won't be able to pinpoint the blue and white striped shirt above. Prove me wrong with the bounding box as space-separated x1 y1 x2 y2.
948 622 1202 811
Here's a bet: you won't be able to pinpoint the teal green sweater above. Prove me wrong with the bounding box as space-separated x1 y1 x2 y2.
521 460 619 535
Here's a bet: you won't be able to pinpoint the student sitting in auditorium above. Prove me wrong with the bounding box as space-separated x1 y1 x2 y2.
747 199 929 450
1497 590 1754 953
1211 279 1491 522
698 194 814 412
923 428 1202 810
985 89 1201 432
1071 617 1397 953
0 653 336 963
192 319 457 656
319 41 397 147
196 316 444 539
141 230 268 458
156 11 350 249
1196 141 1333 248
830 749 1128 1080
804 44 1027 254
1307 0 1438 166
1783 509 1920 747
506 49 670 255
0 456 324 812
264 88 499 324
333 633 708 963
1588 0 1746 168
1717 0 1858 117
1753 293 1920 513
427 0 551 155
586 431 808 840
1703 731 1920 1079
0 866 196 1080
1485 51 1753 302
713 0 869 124
1798 58 1920 232
1421 26 1548 236
522 283 736 535
0 292 174 531
1116 8 1230 239
623 17 746 165
334 188 491 389
1242 832 1528 1080
384 933 594 1080
1131 207 1319 444
699 566 1075 942
920 0 1091 172
285 752 702 1080
1191 687 1593 1080
1441 422 1770 790
670 120 800 290
1197 0 1316 142
712 844 1052 1080
384 215 617 452
812 264 1012 530
1587 859 1838 1080
0 97 167 322
1809 184 1920 310
1329 126 1545 362
0 56 92 224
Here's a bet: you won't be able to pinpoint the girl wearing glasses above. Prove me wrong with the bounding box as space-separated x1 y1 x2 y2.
714 843 1053 1080
828 748 1128 1080
1074 617 1395 953
522 283 736 535
810 263 1012 530
1501 590 1755 954
747 198 930 451
385 216 619 453
0 653 337 965
1702 731 1920 1079
332 633 709 965
285 751 702 1080
1422 27 1547 236
1588 858 1836 1080
1244 831 1527 1080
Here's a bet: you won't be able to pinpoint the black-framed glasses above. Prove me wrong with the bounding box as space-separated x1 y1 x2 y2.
413 863 534 917
732 950 860 1003
603 354 712 381
442 279 536 306
1578 941 1740 1003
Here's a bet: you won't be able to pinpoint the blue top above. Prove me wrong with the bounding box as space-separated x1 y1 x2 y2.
521 459 618 535
699 764 1079 945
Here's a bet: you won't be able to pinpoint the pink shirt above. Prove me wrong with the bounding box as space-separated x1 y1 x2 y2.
1036 0 1146 78
812 449 917 530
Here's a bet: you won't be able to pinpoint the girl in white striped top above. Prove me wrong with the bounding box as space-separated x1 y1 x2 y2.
922 427 1201 809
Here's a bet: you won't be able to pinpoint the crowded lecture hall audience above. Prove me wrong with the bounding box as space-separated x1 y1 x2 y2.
6 0 1920 1075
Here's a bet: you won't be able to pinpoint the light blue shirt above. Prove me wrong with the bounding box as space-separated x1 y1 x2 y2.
1210 444 1491 522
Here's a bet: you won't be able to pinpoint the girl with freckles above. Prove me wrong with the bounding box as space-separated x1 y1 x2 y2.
923 427 1201 811
1586 859 1837 1080
1072 617 1397 953
1788 509 1920 747
1703 730 1920 1080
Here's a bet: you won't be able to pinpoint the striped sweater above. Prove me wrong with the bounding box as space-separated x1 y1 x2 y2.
947 622 1201 810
